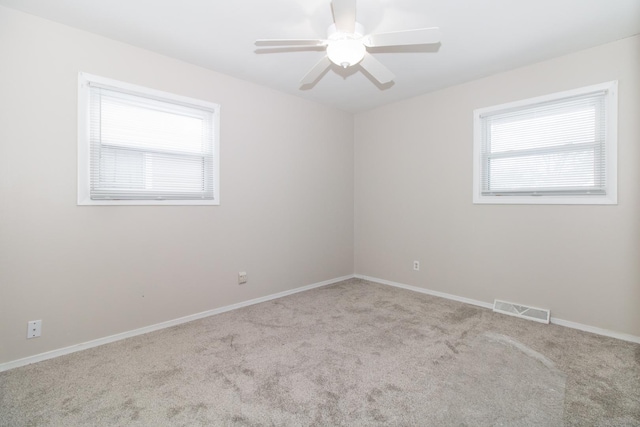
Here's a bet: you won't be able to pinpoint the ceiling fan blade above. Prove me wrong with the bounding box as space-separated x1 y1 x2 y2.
331 0 356 33
359 53 395 84
300 56 332 85
364 27 441 47
255 39 326 47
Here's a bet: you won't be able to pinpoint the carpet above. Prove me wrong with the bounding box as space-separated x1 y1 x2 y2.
1 279 638 426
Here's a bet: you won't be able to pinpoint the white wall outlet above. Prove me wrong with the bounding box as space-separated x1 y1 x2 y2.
413 261 420 271
238 271 248 284
27 320 42 338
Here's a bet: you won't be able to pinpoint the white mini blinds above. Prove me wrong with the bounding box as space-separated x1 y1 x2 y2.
78 73 220 205
473 81 617 205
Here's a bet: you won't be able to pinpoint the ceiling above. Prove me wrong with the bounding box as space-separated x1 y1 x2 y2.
1 0 639 113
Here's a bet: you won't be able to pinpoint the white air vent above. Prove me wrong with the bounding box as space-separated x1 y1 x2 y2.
493 300 550 324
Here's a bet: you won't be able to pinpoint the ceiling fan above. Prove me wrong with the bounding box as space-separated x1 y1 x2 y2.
255 0 441 86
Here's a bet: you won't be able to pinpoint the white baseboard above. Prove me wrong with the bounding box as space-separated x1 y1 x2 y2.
0 275 355 372
550 317 640 344
356 274 640 345
4 273 637 372
355 274 494 309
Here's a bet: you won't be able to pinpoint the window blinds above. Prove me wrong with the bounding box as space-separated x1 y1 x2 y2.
88 83 215 200
479 91 607 196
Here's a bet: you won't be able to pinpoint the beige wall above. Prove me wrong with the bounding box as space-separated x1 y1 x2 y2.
2 6 638 366
0 7 354 364
355 35 640 337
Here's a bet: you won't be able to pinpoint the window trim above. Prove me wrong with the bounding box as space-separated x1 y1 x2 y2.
77 72 220 206
472 81 617 205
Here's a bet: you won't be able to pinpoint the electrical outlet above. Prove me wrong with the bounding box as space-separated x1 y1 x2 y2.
238 271 247 284
27 320 42 339
413 261 420 271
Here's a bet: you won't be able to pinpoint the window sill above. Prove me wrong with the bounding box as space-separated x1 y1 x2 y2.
77 197 219 206
473 194 617 205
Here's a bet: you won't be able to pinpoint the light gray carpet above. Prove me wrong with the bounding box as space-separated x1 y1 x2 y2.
1 279 639 426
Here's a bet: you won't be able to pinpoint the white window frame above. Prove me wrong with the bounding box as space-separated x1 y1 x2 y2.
78 72 220 206
472 81 617 205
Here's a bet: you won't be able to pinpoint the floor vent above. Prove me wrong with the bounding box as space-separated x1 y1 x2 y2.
493 299 550 324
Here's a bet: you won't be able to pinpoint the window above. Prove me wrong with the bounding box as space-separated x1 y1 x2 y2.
473 81 617 204
78 73 220 205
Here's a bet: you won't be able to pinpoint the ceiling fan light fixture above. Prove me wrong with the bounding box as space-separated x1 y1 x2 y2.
255 1 442 86
327 39 366 68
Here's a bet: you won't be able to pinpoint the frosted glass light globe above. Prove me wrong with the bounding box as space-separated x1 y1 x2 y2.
327 39 366 68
